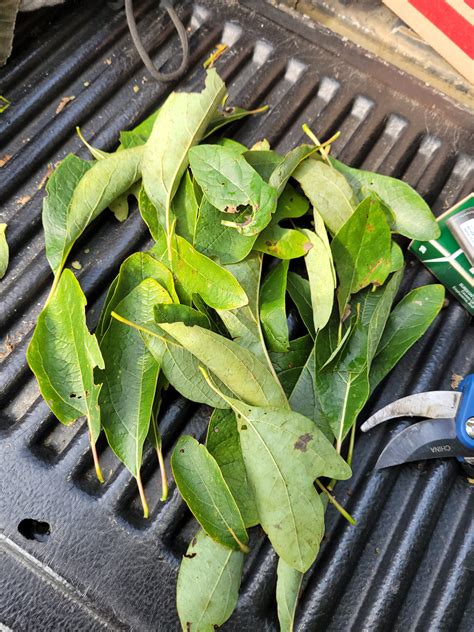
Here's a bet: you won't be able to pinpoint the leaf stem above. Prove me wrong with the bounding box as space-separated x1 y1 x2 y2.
302 124 340 165
156 445 169 502
347 421 357 468
89 434 104 483
44 270 61 308
315 480 355 525
136 470 149 519
228 527 250 554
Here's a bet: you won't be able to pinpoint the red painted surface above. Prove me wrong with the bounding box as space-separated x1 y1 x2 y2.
408 0 474 58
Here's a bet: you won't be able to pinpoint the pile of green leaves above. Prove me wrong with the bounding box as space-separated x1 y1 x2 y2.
27 69 445 631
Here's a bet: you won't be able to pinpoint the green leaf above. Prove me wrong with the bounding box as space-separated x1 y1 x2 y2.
254 224 313 260
148 334 229 409
260 260 290 352
172 235 248 310
389 241 404 272
215 253 288 397
154 303 210 329
76 127 110 160
148 373 168 501
270 335 313 397
330 157 440 240
206 409 259 528
108 181 141 223
172 435 249 551
316 270 404 445
142 69 226 241
114 304 228 409
44 147 143 281
216 253 277 371
269 144 318 196
96 251 177 340
331 195 392 315
99 279 169 510
26 270 105 481
250 139 271 151
43 155 92 276
119 110 160 149
370 284 445 390
147 207 248 311
272 184 310 222
204 104 268 139
189 144 278 236
289 346 332 440
293 158 356 235
287 272 315 338
277 558 303 632
243 149 284 182
173 171 199 243
194 198 256 264
254 186 311 260
226 396 351 572
212 137 248 154
177 529 244 632
302 227 335 333
159 321 288 408
109 193 129 222
0 223 8 279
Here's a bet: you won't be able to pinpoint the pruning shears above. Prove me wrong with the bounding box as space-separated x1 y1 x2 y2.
361 374 474 476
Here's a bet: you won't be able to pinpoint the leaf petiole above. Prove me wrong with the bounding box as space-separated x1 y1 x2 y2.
89 432 104 483
315 480 355 525
302 125 340 165
228 527 250 554
156 443 169 502
136 469 149 519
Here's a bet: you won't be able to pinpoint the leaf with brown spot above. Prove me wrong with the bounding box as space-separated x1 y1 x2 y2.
212 393 351 572
331 194 392 316
177 529 244 631
294 433 313 452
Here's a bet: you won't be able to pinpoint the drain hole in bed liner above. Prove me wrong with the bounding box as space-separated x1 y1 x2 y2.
18 519 51 542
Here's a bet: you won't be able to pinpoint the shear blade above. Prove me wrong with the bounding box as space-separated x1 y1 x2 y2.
361 391 460 432
375 417 473 469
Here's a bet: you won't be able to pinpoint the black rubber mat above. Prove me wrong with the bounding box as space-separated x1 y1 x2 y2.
0 1 473 630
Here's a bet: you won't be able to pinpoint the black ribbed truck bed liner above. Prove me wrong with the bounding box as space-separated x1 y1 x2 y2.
0 1 472 630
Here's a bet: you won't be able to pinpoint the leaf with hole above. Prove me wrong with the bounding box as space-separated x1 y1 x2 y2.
194 197 256 264
177 529 244 632
189 144 278 236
